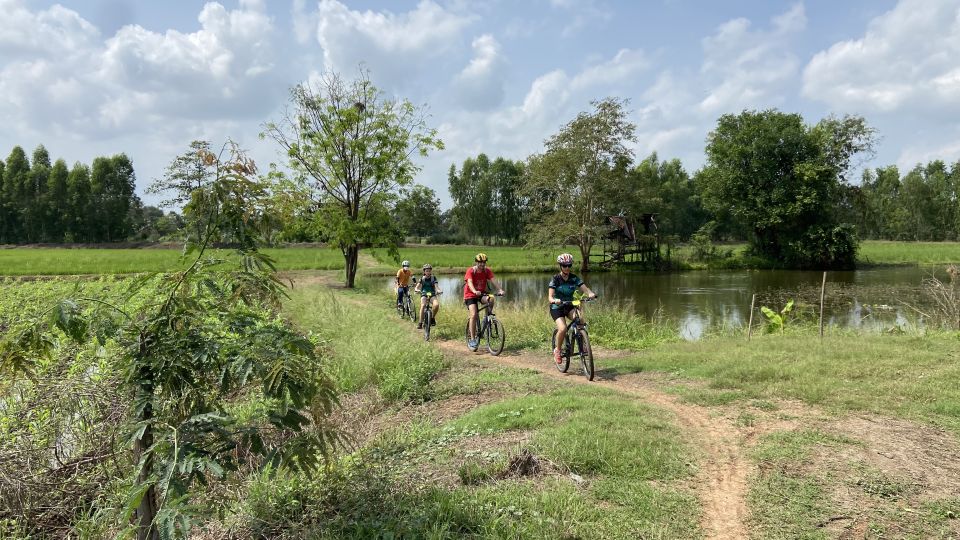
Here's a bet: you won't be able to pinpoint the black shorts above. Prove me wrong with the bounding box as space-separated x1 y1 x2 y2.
464 294 491 307
550 304 576 320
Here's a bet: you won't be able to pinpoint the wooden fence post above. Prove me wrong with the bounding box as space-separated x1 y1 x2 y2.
747 293 756 341
819 271 827 338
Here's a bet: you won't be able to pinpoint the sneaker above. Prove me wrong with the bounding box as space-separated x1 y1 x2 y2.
468 338 478 349
553 347 563 364
430 319 437 326
417 322 423 329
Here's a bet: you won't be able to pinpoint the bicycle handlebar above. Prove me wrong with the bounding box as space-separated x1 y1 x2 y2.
552 296 599 306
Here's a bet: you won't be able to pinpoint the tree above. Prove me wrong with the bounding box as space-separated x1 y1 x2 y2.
65 162 91 242
698 110 876 269
624 153 709 241
524 97 636 272
24 145 51 242
2 147 30 243
46 159 70 242
150 141 217 242
0 142 338 539
394 184 441 238
264 71 443 287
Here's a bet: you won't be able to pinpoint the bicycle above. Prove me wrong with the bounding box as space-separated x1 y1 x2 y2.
421 291 441 341
551 298 596 381
397 280 417 323
465 293 505 355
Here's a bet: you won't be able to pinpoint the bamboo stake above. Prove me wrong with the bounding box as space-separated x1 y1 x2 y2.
819 271 827 338
747 293 756 341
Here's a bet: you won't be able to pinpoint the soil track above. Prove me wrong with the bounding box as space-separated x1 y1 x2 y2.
432 339 751 540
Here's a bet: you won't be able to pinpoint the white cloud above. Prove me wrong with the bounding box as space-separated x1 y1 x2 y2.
311 0 474 87
803 0 960 114
549 0 613 37
452 34 506 110
697 3 805 114
571 48 650 90
0 0 287 140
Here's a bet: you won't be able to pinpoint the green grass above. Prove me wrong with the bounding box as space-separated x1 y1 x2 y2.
233 381 700 539
283 280 446 401
0 247 345 275
4 240 960 277
266 281 701 539
858 240 960 265
608 333 960 433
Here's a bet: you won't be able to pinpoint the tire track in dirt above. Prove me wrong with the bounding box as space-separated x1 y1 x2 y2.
432 339 750 540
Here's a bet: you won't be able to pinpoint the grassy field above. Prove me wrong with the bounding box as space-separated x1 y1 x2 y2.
4 240 960 276
0 247 344 275
265 278 701 538
5 270 960 537
858 240 960 265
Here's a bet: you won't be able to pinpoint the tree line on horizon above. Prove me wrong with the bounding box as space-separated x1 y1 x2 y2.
7 117 960 253
0 145 183 244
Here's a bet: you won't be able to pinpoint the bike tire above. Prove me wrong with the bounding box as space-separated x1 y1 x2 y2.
551 329 570 373
408 297 417 322
486 317 505 356
464 319 479 351
423 309 432 341
577 330 595 381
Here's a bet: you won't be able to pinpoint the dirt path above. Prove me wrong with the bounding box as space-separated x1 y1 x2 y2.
432 339 751 540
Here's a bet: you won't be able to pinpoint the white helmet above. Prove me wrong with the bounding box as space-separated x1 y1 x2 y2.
557 253 574 265
402 260 410 267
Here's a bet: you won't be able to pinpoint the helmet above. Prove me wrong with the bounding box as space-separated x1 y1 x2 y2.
557 253 574 266
422 263 432 270
402 260 410 267
475 253 488 263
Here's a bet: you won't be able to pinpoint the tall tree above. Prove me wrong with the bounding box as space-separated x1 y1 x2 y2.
698 110 876 269
394 184 442 238
46 159 70 242
3 147 30 243
25 145 51 242
65 162 91 242
264 70 443 287
489 157 526 243
524 97 635 272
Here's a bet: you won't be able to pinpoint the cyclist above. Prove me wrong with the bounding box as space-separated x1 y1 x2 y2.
415 263 442 329
549 253 597 365
396 260 413 308
464 252 504 349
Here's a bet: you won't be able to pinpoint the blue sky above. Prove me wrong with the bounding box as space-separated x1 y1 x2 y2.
4 0 958 208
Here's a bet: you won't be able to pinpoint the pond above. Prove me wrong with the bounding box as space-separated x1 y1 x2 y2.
394 266 954 339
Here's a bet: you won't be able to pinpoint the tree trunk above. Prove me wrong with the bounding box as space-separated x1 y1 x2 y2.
579 242 591 273
344 244 359 288
134 350 160 540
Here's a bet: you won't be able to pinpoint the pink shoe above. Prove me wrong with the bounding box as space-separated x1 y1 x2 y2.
553 347 563 364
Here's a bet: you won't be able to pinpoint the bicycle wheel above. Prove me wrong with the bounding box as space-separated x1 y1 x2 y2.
423 309 432 341
486 317 505 356
464 318 479 351
551 329 570 373
407 297 417 322
576 330 594 381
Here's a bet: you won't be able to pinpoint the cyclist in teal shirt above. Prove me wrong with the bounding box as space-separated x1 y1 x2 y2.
549 253 596 365
415 263 442 329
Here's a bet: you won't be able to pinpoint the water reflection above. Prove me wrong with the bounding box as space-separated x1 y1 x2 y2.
391 266 944 340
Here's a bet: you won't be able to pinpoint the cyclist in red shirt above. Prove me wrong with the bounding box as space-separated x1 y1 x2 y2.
464 252 504 349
